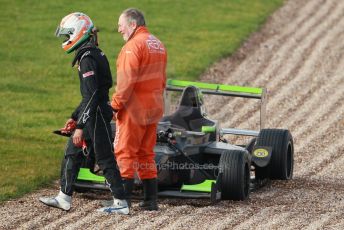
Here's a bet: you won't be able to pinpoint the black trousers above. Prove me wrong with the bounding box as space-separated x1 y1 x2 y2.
60 106 124 199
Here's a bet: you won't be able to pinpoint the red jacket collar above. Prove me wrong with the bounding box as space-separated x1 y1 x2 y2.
127 26 149 41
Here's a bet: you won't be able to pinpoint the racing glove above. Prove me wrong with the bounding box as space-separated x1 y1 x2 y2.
61 118 77 134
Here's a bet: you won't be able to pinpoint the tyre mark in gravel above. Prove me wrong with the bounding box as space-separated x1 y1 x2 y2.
201 0 313 86
229 57 344 144
314 149 344 179
302 142 344 178
149 204 205 230
207 0 337 122
207 207 254 230
161 206 228 230
20 198 97 229
293 97 344 142
200 204 273 230
90 214 129 230
293 98 344 161
210 10 340 131
61 212 111 230
293 115 344 177
227 1 344 131
203 0 325 121
41 200 100 230
226 0 327 92
229 207 272 230
139 215 171 230
303 214 335 230
255 212 292 230
201 203 256 230
268 34 344 128
232 29 344 148
0 201 49 229
285 198 344 230
0 188 63 229
325 216 344 229
100 205 192 230
287 47 344 140
207 0 324 89
249 181 344 229
273 51 344 130
206 211 242 230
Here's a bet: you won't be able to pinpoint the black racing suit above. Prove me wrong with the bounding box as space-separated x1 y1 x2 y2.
60 42 124 199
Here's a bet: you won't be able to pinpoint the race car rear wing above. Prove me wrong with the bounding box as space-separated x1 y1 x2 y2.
165 79 267 132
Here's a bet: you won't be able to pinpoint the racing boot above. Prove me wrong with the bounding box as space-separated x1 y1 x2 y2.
123 178 134 208
139 178 158 211
97 198 129 215
39 191 71 211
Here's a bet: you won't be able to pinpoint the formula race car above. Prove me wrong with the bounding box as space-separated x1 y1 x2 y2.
65 79 294 201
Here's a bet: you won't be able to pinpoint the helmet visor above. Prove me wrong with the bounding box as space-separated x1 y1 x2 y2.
55 26 75 37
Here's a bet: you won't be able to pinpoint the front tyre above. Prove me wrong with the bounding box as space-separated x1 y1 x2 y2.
219 150 250 200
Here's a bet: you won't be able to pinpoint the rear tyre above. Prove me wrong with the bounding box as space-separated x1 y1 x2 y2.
255 129 294 180
219 150 250 200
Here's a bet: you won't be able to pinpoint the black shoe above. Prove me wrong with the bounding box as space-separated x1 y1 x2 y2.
139 178 158 211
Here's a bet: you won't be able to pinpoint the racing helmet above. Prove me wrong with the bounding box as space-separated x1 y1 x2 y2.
55 12 94 53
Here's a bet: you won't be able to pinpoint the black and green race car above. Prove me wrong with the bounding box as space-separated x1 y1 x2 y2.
71 79 294 202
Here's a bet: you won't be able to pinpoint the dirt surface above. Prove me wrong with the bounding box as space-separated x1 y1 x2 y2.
2 0 344 229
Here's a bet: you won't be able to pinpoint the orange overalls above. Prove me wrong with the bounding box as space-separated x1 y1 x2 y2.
111 26 167 179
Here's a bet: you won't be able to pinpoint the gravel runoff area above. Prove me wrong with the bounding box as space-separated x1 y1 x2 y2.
1 0 344 229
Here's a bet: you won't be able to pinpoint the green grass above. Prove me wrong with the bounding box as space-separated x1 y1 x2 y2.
0 0 283 202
